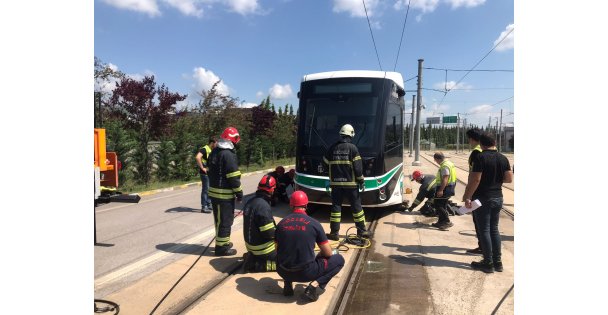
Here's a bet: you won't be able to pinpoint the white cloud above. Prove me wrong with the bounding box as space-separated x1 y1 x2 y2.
433 80 473 91
394 0 440 13
333 0 379 17
445 0 485 9
102 0 262 17
468 104 493 114
225 0 261 15
269 84 293 100
192 67 231 96
256 91 265 98
240 102 258 108
494 24 514 51
101 0 161 17
162 0 203 17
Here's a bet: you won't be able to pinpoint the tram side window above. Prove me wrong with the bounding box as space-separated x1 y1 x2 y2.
385 102 402 151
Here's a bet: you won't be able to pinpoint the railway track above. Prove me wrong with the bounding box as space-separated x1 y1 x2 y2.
158 207 381 315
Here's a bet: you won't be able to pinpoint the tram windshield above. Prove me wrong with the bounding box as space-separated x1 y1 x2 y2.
302 95 380 153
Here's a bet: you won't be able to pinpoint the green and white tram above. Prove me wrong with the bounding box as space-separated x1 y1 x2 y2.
294 70 407 208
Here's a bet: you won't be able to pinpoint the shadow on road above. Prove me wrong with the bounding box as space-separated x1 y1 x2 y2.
156 242 216 256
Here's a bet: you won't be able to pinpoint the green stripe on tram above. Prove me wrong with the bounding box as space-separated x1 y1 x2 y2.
296 163 402 191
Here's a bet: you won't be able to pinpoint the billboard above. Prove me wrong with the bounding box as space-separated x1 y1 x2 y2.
426 117 441 124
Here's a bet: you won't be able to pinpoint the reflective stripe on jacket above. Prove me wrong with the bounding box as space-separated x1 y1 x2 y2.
323 137 364 188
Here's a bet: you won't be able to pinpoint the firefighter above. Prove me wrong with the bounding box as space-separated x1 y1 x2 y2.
322 124 371 240
242 175 278 272
208 127 243 256
406 170 437 214
195 137 217 213
431 152 457 231
275 191 345 302
267 166 285 205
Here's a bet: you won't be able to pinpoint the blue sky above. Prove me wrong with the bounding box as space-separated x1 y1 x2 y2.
95 0 514 127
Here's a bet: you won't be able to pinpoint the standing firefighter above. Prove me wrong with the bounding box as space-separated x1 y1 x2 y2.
208 127 243 256
323 124 371 240
242 175 278 272
195 137 216 213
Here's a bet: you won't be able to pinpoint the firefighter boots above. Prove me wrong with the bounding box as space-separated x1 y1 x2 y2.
283 281 294 296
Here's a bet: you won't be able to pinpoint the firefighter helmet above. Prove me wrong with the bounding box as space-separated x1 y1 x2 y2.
411 170 423 181
290 190 308 208
339 124 355 137
257 175 276 193
221 127 240 144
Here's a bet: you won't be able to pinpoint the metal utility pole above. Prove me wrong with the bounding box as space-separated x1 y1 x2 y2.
498 109 503 152
412 59 423 166
456 113 460 153
409 94 415 157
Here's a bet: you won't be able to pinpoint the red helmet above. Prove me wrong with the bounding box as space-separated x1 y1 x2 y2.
257 175 276 193
221 127 240 144
411 170 423 181
290 190 308 208
275 166 285 174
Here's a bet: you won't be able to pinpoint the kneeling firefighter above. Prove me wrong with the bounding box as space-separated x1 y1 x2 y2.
242 175 278 272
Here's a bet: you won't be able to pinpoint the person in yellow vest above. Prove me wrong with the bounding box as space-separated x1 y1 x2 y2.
466 128 483 253
431 152 457 230
195 137 217 213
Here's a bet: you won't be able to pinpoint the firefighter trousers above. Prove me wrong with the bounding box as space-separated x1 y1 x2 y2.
211 198 235 248
277 254 345 290
330 187 366 233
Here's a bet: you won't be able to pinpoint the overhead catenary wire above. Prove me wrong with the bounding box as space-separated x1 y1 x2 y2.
362 0 382 71
438 27 515 106
423 67 513 72
393 0 412 71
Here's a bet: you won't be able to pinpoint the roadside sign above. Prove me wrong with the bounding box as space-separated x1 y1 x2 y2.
426 117 441 124
443 116 457 123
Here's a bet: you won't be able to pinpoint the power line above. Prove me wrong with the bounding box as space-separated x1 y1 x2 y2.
362 0 382 71
489 96 513 107
422 87 514 92
393 0 412 71
438 27 514 106
423 67 513 72
404 75 417 82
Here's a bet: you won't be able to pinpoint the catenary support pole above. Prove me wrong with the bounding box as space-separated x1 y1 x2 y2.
412 59 423 166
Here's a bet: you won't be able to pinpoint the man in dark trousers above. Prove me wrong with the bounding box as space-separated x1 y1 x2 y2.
465 128 483 254
208 126 243 256
323 124 371 240
267 166 285 205
275 191 345 302
406 170 437 214
195 137 216 213
242 175 277 272
431 152 457 231
462 132 513 273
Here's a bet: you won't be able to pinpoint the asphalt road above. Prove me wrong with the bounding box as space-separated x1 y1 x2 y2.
94 171 263 297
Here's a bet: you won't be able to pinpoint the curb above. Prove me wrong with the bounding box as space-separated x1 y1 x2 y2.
136 165 296 197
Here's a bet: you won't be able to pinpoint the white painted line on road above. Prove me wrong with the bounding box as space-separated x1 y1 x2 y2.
96 189 197 213
94 216 242 289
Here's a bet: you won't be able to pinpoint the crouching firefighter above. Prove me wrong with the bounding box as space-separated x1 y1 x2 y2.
242 175 278 272
406 170 437 214
208 126 243 256
275 191 345 302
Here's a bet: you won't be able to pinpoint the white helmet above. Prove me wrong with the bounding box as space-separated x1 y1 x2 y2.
339 124 355 137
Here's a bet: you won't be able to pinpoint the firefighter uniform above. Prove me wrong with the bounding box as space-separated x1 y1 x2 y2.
275 208 345 292
408 174 437 212
323 135 368 237
197 143 213 212
208 139 243 255
243 192 277 272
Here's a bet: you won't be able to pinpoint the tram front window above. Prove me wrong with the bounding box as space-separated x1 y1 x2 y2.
302 96 379 153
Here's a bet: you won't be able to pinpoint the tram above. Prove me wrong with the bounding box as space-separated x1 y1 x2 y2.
294 70 407 208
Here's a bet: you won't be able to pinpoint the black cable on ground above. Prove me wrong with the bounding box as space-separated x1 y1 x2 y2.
148 209 243 315
491 284 514 315
94 299 120 314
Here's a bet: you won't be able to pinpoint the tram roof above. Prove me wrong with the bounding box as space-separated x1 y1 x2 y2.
302 70 405 90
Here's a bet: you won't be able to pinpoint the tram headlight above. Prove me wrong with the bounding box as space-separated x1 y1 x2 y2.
379 188 387 201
